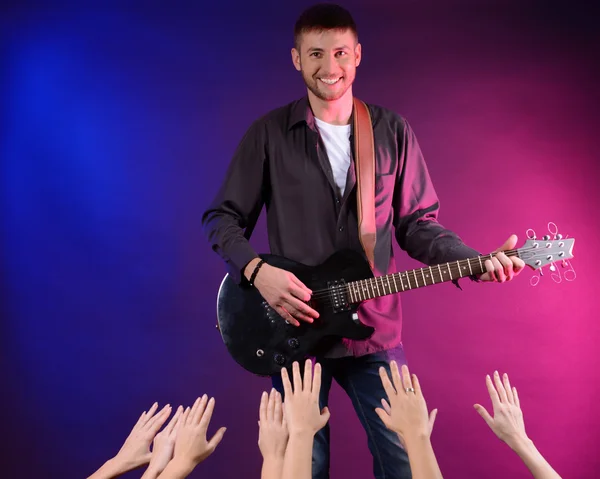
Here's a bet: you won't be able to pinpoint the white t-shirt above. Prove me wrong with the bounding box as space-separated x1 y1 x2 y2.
315 117 352 196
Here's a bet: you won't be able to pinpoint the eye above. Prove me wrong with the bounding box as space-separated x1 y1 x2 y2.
310 52 322 58
336 51 347 57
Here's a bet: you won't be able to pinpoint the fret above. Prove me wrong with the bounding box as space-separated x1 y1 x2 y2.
354 282 360 301
468 258 473 276
429 266 435 284
457 260 463 278
398 274 405 292
368 279 375 299
405 272 412 290
437 264 443 282
421 268 427 286
478 256 483 273
386 275 393 294
392 273 399 293
413 269 419 288
448 262 453 280
375 278 382 297
348 284 354 303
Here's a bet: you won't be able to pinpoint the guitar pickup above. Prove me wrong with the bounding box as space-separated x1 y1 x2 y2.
327 279 350 313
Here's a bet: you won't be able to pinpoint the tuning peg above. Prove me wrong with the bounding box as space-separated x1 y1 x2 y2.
562 260 568 268
555 233 563 240
550 265 556 272
543 235 550 241
539 268 544 276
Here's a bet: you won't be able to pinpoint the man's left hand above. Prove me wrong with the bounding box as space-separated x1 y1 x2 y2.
479 234 526 283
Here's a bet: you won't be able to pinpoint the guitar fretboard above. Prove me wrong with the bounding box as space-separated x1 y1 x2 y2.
346 254 495 302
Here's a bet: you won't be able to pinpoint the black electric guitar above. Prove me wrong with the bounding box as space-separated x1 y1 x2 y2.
216 237 575 376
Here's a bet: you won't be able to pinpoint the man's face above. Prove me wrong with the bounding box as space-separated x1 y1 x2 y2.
291 28 361 102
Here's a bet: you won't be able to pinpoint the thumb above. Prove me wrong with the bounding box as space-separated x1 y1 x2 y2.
496 234 518 252
429 408 438 432
473 404 494 428
374 408 393 431
207 427 227 452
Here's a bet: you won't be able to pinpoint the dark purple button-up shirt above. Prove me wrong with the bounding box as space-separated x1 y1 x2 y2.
202 96 479 357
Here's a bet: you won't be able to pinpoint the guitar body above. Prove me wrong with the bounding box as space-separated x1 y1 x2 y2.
216 249 375 376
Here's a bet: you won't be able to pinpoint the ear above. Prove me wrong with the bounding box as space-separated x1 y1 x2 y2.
355 42 362 68
291 47 302 72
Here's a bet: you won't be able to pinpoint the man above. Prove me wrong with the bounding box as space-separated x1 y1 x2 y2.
202 4 524 478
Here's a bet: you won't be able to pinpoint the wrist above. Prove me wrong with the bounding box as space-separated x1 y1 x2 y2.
243 257 261 281
162 457 196 477
506 433 534 453
403 431 432 450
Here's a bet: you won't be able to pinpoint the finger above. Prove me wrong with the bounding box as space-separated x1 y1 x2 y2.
281 366 293 398
412 374 423 397
375 408 393 430
193 395 210 425
483 259 496 282
138 402 159 426
311 362 322 399
474 404 494 429
490 257 506 282
290 275 312 296
292 361 303 392
286 296 318 322
400 364 413 392
496 252 514 281
378 366 396 400
485 374 501 407
166 406 184 435
390 361 404 393
274 391 283 424
429 408 438 432
169 407 184 438
267 389 276 422
495 234 518 253
276 305 300 327
319 406 331 428
206 426 227 453
187 397 202 426
502 373 515 404
178 407 191 431
146 404 172 432
303 358 312 393
259 391 268 423
513 387 520 409
512 257 526 274
493 371 508 403
381 398 392 415
198 397 216 432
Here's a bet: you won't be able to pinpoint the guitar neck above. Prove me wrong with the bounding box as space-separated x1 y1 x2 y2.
346 250 518 303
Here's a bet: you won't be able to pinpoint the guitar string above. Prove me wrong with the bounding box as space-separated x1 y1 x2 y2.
298 245 568 301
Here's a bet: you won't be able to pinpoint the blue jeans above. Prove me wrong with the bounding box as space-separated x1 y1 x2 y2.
272 345 412 479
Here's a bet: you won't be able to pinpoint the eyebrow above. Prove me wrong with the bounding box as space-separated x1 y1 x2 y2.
307 45 351 53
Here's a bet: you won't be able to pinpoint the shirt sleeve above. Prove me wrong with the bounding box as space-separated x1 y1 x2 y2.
392 117 481 273
201 119 268 284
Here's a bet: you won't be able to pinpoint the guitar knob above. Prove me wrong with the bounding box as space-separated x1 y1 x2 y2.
288 338 299 349
274 354 286 365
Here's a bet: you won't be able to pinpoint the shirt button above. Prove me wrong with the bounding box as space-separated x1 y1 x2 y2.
339 226 344 232
336 198 341 204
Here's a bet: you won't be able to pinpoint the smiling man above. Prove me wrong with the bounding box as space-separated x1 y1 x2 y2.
202 3 524 478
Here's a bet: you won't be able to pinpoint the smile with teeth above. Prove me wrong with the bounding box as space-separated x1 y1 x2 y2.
319 77 342 85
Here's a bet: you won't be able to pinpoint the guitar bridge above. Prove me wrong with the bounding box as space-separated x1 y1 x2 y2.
328 279 350 313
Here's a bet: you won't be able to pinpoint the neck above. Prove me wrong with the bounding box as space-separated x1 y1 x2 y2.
308 88 353 125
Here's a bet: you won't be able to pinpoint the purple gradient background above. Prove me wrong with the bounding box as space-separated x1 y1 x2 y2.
1 1 599 478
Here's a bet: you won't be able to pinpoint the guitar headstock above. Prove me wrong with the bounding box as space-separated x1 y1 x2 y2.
520 237 574 270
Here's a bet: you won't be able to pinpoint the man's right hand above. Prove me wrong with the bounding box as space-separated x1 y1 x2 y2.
244 258 319 326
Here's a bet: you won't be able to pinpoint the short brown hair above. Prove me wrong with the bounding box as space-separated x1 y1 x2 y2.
293 3 358 50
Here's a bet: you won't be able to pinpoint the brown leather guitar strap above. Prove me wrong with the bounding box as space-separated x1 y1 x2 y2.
352 97 376 270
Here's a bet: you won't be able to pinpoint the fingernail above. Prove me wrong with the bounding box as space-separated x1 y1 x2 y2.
503 373 508 378
494 371 499 376
209 397 215 403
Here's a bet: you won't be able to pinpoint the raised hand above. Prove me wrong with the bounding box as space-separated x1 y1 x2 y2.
375 362 437 446
281 360 330 435
142 406 184 478
258 389 289 459
258 389 289 479
474 371 527 447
